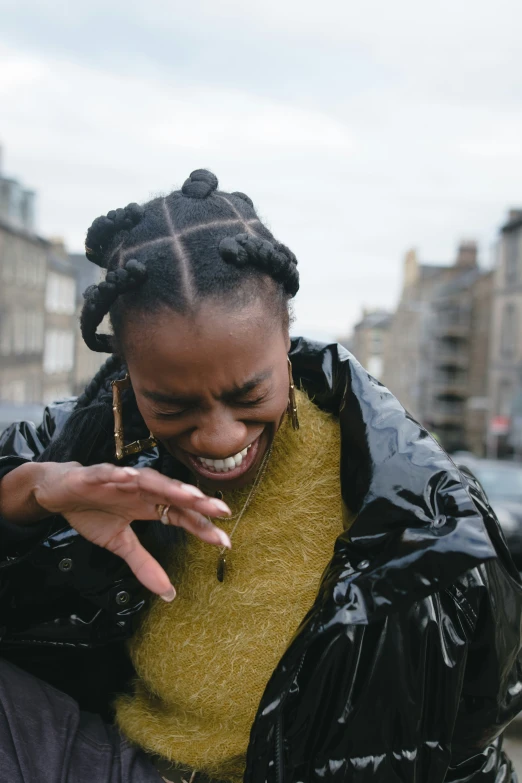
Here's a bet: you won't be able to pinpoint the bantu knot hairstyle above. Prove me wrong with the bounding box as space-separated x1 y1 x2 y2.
79 168 299 356
85 203 144 268
181 169 218 199
219 234 299 297
81 259 147 352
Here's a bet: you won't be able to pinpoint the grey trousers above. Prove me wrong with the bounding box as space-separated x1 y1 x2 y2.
0 658 163 783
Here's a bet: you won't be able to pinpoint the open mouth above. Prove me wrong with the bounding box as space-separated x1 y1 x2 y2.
185 435 261 481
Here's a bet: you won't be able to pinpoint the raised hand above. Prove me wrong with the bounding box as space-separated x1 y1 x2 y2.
33 462 231 600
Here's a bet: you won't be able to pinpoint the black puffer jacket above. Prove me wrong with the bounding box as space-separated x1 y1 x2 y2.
0 339 521 782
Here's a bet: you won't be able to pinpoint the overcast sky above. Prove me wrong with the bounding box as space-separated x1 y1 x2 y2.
1 0 521 339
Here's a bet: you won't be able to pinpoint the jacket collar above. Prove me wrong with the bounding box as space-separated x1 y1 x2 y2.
289 337 497 628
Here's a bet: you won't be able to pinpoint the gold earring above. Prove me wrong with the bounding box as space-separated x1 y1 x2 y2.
111 375 157 460
287 358 300 430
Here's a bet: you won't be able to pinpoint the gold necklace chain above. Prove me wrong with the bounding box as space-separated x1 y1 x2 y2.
201 445 273 582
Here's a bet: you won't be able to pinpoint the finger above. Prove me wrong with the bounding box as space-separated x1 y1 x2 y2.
165 507 231 549
105 526 176 601
136 469 231 516
139 490 231 520
103 481 143 494
80 464 140 486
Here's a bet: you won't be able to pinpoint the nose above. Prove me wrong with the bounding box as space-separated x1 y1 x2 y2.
189 409 249 459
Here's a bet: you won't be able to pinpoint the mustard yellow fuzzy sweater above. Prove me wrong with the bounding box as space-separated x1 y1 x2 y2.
116 390 351 781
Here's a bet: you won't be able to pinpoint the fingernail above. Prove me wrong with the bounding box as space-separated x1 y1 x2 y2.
217 530 232 549
212 499 231 515
123 467 139 476
181 484 204 498
160 585 176 602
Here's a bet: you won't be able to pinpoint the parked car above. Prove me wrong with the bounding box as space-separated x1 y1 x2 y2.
452 453 522 568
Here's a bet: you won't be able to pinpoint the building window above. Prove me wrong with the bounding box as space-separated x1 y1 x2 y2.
45 272 76 315
500 303 518 358
0 311 11 355
1 236 14 283
1 380 26 404
44 329 75 374
505 232 520 285
26 312 44 352
370 331 383 355
498 379 513 418
367 356 383 379
12 310 27 354
0 311 44 356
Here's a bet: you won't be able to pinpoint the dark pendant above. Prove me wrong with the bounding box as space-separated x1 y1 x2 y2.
217 553 227 583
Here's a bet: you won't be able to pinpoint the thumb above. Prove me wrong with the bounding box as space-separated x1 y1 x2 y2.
105 526 176 601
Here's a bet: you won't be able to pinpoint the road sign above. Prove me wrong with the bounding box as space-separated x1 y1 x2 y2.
490 415 511 435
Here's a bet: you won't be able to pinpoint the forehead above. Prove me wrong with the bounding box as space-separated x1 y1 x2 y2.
123 299 286 387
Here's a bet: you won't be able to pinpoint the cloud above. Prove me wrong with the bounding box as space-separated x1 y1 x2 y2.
1 1 521 338
0 43 361 337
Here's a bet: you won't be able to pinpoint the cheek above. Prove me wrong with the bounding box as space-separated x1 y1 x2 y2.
134 397 153 428
133 398 171 438
271 375 290 422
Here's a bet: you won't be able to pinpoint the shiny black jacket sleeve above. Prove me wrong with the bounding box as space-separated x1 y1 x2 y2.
0 400 76 556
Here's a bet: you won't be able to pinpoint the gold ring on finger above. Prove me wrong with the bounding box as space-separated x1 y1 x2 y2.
156 504 171 525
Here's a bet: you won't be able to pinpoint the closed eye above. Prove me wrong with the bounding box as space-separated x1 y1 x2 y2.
152 407 191 419
235 392 269 407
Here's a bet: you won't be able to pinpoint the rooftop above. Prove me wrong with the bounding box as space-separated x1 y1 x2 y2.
354 310 393 330
0 213 48 247
501 209 522 234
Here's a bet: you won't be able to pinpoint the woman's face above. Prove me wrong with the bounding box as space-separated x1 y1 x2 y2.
123 297 291 491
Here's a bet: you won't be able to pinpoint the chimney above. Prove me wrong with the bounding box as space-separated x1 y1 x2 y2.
403 248 419 289
455 240 477 268
50 236 67 257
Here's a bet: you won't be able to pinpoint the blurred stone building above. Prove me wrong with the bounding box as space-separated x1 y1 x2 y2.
383 242 493 454
43 240 77 404
382 248 458 420
68 252 104 396
348 309 392 380
0 153 104 431
0 164 47 426
488 209 522 457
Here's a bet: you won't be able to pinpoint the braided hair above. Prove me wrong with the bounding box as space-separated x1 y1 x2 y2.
80 169 298 357
40 170 299 468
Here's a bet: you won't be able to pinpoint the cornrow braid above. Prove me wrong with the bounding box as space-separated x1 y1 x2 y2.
85 203 144 268
219 233 299 297
80 259 147 352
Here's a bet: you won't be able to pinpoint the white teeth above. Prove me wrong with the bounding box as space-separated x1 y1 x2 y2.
196 443 252 473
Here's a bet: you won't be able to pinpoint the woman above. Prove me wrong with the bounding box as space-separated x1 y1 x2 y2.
0 169 521 783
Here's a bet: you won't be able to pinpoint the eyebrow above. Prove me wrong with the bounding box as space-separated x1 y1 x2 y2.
141 370 273 407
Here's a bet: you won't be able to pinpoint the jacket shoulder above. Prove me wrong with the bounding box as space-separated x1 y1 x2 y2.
0 398 78 461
